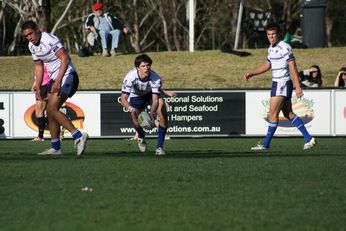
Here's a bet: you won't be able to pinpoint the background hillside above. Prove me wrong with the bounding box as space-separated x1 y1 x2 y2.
0 47 345 90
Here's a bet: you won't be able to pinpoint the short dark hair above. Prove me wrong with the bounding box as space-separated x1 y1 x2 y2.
21 20 38 31
265 22 281 33
134 54 153 67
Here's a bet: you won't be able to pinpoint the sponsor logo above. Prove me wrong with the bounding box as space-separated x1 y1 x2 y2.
24 102 85 132
261 96 315 127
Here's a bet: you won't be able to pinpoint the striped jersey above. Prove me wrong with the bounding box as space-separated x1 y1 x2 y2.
267 40 295 82
122 68 162 98
28 32 75 81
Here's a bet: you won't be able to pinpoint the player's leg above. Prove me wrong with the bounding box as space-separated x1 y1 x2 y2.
260 96 285 148
35 84 49 141
155 98 168 155
61 72 88 155
129 97 147 152
45 93 64 152
282 100 315 149
34 99 47 141
131 110 147 152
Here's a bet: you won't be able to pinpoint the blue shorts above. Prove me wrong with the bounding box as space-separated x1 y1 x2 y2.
49 72 79 98
271 80 293 99
129 93 152 110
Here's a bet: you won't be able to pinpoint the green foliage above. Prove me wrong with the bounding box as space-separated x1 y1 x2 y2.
1 137 346 231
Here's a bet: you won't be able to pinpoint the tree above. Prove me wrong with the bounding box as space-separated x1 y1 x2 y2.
0 0 345 55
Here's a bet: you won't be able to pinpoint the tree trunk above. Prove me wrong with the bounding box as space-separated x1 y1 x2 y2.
129 0 141 53
36 0 51 32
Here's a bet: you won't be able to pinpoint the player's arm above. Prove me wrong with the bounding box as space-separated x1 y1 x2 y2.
121 93 141 127
34 61 44 100
243 60 271 80
150 94 159 117
120 93 134 112
162 89 177 97
51 49 70 94
288 60 303 98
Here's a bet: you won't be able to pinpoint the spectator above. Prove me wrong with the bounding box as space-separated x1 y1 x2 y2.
85 2 129 57
334 67 346 88
299 65 322 88
283 28 306 48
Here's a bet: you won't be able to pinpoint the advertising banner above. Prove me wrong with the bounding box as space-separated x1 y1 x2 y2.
246 90 331 135
13 92 100 138
335 90 346 135
1 89 344 139
101 91 246 137
0 93 11 138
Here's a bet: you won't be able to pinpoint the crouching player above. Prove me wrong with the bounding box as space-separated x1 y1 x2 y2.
121 54 168 155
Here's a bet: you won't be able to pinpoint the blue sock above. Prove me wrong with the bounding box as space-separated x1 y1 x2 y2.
263 122 278 148
71 130 82 140
157 126 167 148
51 138 61 150
135 127 145 139
290 115 312 142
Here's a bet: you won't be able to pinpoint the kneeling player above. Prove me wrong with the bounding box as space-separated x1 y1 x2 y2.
121 54 168 155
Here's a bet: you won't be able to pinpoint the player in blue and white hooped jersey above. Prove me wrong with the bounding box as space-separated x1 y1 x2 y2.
22 20 88 156
243 22 316 150
121 54 168 155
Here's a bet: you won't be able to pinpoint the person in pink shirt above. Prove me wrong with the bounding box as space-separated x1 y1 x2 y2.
31 65 51 141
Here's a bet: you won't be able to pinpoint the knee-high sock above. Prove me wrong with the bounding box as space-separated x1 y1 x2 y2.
136 127 145 139
37 116 46 138
263 122 278 148
290 115 312 142
157 126 167 148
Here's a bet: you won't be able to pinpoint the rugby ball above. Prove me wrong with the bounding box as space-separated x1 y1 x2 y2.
138 111 155 130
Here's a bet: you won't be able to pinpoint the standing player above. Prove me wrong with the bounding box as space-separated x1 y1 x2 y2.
121 54 168 155
31 64 51 141
243 22 316 150
22 20 88 155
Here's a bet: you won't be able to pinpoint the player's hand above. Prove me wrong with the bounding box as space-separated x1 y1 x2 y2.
51 81 61 94
243 72 253 80
295 87 303 98
149 112 157 121
35 89 42 101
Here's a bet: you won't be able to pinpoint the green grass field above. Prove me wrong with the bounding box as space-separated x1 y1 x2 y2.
1 47 346 90
1 137 346 231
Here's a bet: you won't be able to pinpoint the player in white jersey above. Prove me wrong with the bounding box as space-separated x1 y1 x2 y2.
121 54 168 155
22 20 88 156
243 23 316 150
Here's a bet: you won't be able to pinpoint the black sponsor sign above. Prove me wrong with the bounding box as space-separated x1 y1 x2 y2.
101 91 245 137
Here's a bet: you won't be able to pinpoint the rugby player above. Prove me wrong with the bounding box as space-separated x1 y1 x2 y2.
243 22 316 150
31 64 51 141
22 20 88 155
121 54 168 155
